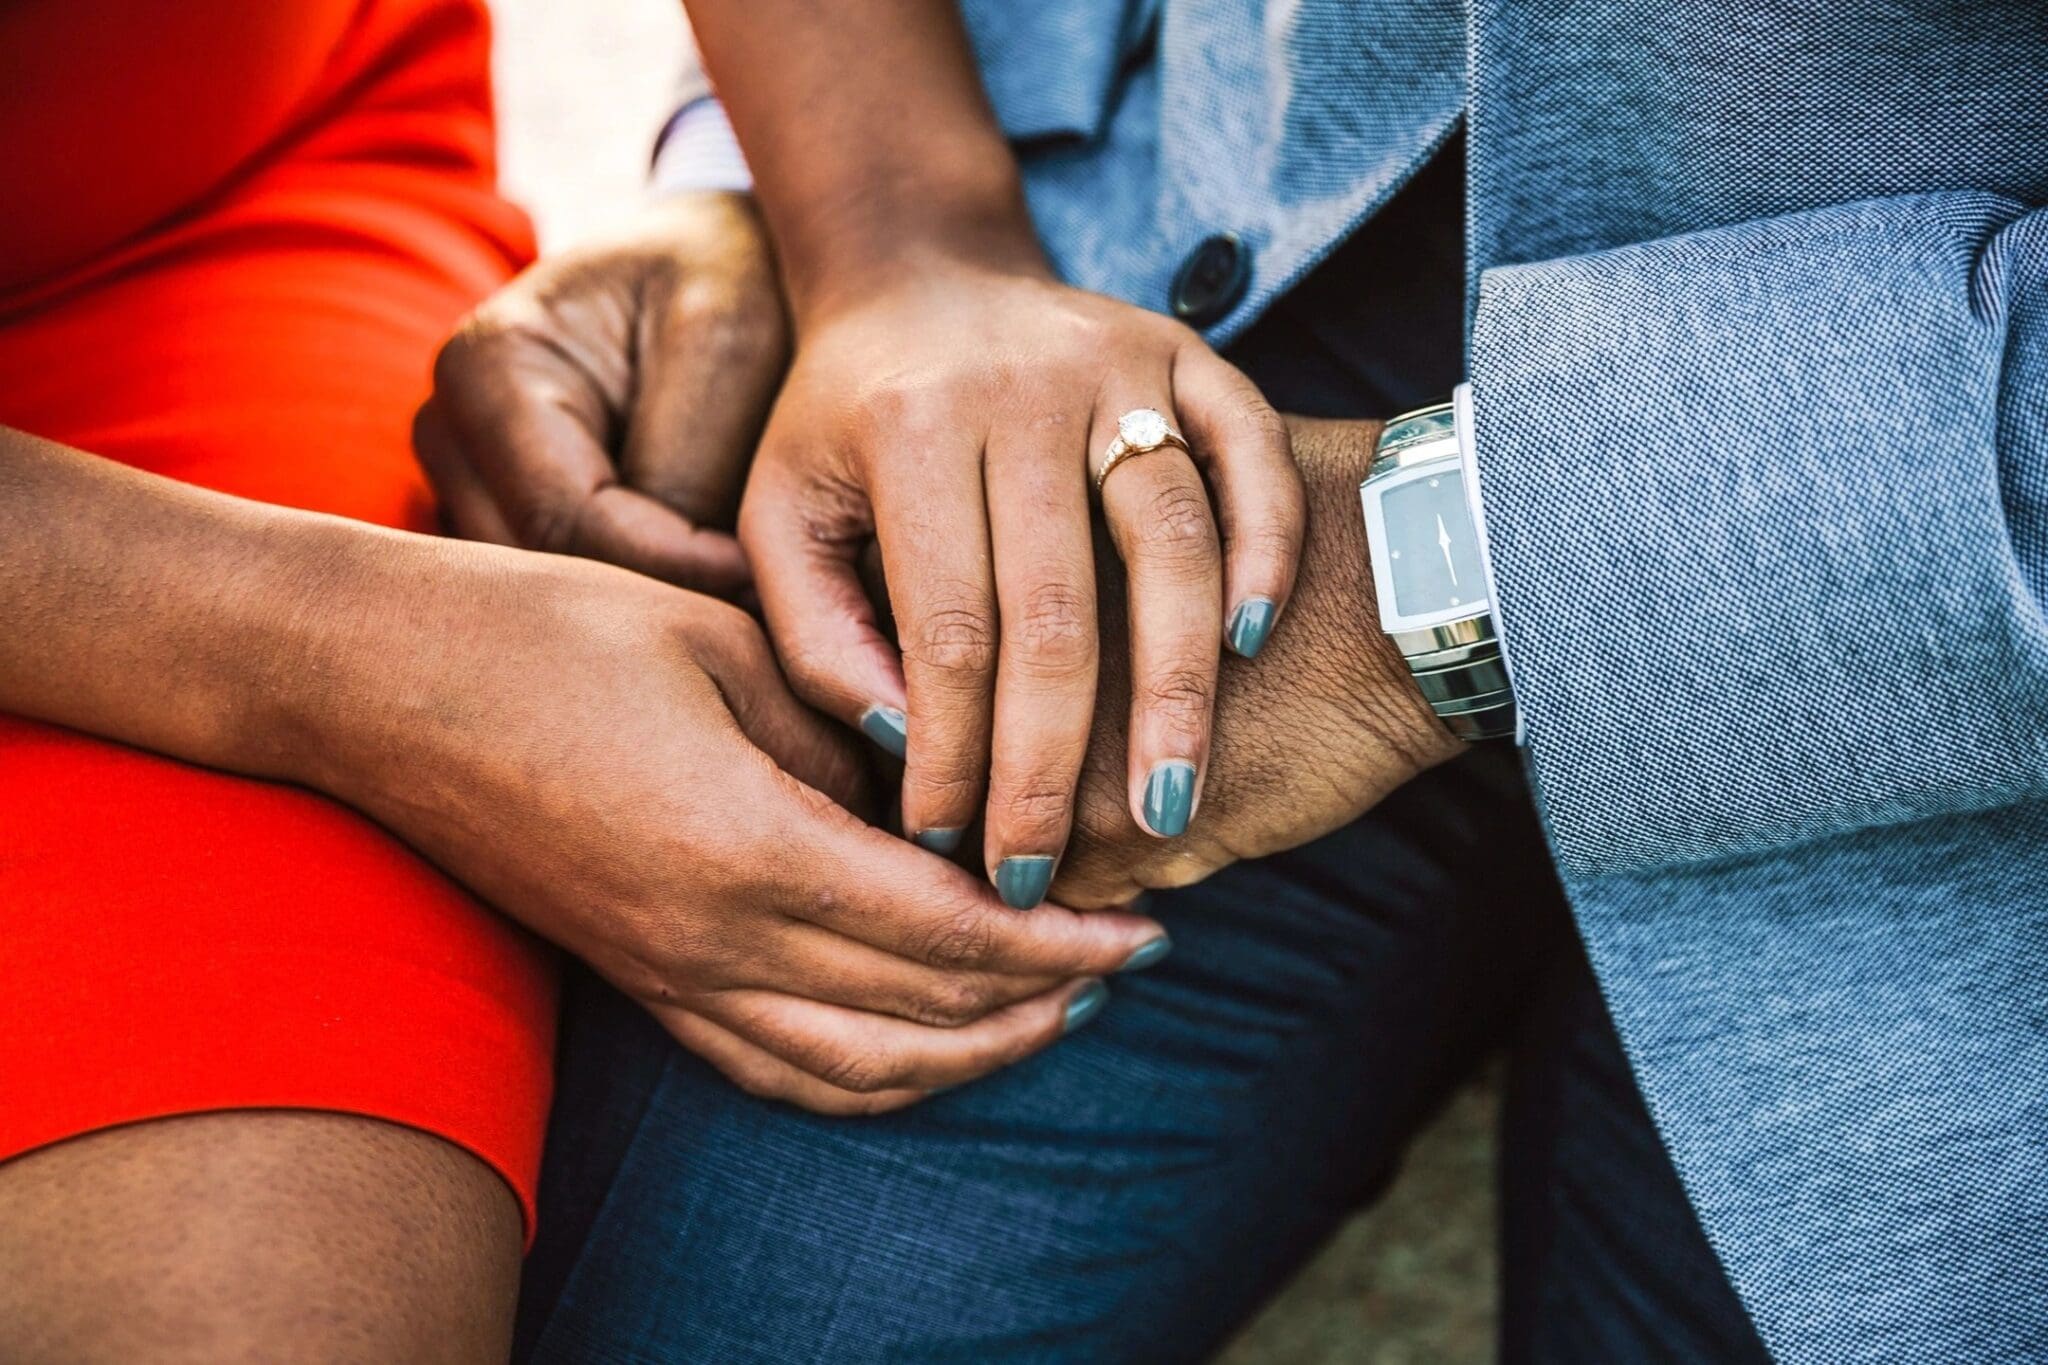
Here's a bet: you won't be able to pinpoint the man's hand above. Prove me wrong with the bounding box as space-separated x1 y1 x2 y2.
414 192 786 600
1053 417 1466 908
295 540 1164 1114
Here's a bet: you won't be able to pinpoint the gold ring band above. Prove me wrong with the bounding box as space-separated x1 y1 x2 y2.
1095 408 1191 493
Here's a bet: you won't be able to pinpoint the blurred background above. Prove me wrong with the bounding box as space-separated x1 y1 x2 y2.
485 2 1498 1359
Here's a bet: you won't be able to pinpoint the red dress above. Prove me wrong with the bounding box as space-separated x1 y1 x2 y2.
0 0 554 1233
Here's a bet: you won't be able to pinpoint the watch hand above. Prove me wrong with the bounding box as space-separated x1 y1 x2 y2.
1436 513 1458 586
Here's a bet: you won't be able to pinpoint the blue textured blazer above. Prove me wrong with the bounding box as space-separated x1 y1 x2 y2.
955 1 2048 1359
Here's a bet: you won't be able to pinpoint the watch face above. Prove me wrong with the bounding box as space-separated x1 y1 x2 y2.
1380 467 1488 624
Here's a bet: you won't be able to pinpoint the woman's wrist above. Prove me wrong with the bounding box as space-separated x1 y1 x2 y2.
687 0 1050 323
233 514 566 827
223 516 451 798
772 149 1051 325
263 529 645 839
0 432 421 797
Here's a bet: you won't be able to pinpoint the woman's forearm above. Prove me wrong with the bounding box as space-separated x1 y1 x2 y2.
0 426 422 788
683 0 1045 314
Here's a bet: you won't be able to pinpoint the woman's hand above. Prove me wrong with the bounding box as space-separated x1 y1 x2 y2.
741 255 1306 908
1051 417 1464 910
0 428 1163 1114
301 539 1167 1113
414 192 786 601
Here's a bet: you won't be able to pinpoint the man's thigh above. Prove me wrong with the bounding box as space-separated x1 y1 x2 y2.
517 751 1565 1365
1499 949 1771 1365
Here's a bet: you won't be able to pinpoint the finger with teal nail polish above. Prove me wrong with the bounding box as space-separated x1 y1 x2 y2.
911 827 964 855
1141 759 1197 837
1062 980 1110 1035
1119 935 1173 972
859 704 907 758
1226 596 1276 658
995 854 1056 910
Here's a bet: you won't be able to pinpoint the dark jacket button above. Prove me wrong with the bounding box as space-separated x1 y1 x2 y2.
1170 232 1251 326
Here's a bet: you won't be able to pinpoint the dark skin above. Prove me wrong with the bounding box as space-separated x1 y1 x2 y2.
0 386 1163 1355
0 1114 521 1365
423 193 1459 916
1060 416 1462 906
415 193 786 598
0 204 1451 1363
0 430 1163 1101
682 0 1311 881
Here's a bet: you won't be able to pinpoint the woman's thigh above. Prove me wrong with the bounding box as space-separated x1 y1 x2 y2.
0 1111 521 1365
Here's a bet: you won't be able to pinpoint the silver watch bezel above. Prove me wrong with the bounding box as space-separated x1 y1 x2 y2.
1358 451 1494 641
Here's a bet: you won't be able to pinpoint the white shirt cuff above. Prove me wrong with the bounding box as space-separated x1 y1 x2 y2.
1453 381 1525 744
650 98 753 197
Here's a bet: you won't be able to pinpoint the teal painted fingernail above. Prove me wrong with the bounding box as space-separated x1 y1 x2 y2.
1119 935 1173 973
1063 981 1110 1035
859 705 907 758
912 827 964 855
1227 596 1277 658
995 855 1056 910
1141 759 1198 837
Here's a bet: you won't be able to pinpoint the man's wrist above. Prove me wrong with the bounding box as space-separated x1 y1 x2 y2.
1287 416 1466 785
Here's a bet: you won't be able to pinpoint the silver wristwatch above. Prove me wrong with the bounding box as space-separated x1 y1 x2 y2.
1357 401 1517 741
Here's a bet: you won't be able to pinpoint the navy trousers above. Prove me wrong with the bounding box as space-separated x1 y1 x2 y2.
513 142 1771 1363
513 751 1767 1363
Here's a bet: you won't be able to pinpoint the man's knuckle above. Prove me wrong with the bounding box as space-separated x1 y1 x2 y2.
1073 781 1131 849
440 309 543 379
1048 870 1124 912
665 276 740 330
410 402 452 462
1152 847 1220 891
669 280 786 368
513 497 584 555
430 317 492 387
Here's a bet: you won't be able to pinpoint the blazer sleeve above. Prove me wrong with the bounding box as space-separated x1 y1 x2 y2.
1467 192 2048 880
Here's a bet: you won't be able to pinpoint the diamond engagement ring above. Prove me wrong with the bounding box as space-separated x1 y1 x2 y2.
1095 408 1191 493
